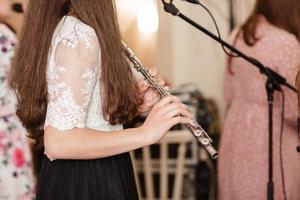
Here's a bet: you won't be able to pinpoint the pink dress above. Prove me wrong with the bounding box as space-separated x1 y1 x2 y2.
0 24 35 199
218 17 300 200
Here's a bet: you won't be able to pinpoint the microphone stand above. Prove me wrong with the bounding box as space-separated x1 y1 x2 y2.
160 1 298 200
228 0 235 31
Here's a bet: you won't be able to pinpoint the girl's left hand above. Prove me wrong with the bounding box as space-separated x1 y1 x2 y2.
138 68 168 113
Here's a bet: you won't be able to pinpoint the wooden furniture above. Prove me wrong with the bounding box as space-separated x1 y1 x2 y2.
131 130 197 200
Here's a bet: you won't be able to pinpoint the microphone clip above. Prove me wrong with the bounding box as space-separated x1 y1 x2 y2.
162 1 180 16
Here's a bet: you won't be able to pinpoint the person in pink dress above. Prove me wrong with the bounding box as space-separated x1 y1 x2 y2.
218 0 300 199
0 0 35 199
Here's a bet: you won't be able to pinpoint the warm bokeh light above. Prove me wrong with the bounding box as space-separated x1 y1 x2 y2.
115 0 158 68
115 0 138 32
115 0 159 34
137 0 159 34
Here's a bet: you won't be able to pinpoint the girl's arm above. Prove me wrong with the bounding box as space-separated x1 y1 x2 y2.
44 95 192 160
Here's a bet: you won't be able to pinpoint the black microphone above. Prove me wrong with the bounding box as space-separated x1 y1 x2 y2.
180 0 200 4
12 3 24 13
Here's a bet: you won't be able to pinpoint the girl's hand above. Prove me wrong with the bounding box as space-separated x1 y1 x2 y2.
140 95 193 145
138 67 168 113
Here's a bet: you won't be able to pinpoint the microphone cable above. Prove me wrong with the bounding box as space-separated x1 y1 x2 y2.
280 91 287 200
190 1 239 58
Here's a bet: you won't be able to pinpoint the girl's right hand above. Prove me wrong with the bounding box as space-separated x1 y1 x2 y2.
140 95 193 145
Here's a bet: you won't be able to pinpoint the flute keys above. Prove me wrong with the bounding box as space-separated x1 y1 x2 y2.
201 138 210 146
194 129 203 137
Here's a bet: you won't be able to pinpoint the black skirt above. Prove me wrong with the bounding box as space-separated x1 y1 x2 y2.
36 153 139 200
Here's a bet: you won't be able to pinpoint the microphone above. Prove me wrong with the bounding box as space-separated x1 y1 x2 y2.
180 0 200 4
12 3 24 13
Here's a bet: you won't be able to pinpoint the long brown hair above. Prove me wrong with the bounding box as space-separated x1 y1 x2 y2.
10 0 141 147
241 0 300 46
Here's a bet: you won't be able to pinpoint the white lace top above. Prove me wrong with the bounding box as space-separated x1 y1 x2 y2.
45 16 123 132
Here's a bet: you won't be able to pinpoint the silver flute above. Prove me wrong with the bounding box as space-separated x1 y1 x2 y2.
122 41 218 159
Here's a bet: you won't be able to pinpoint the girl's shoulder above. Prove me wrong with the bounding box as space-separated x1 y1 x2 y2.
54 16 98 49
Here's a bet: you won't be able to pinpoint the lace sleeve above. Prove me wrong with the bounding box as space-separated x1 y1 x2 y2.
45 28 100 131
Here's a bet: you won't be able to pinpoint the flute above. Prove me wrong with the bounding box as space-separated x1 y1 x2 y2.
122 41 218 159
